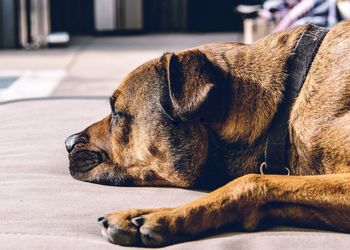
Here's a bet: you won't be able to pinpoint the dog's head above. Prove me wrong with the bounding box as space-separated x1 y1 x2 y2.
65 50 229 188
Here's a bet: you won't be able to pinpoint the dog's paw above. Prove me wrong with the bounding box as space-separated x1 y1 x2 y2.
98 211 139 246
98 208 182 247
135 212 178 247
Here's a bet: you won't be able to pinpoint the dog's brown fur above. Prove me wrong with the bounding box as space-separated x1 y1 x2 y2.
66 22 350 247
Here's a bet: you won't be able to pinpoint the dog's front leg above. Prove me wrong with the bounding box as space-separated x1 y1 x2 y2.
99 173 350 247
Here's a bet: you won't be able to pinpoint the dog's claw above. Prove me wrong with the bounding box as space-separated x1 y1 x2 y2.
131 216 144 227
97 217 109 228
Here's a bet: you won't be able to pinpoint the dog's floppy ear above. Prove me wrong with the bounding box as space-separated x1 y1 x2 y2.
160 50 225 122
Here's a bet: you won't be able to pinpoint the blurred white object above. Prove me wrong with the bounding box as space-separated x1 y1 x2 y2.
46 32 70 45
0 70 65 102
236 5 261 14
338 1 350 20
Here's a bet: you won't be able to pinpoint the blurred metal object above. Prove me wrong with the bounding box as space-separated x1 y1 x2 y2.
18 0 51 49
94 0 143 32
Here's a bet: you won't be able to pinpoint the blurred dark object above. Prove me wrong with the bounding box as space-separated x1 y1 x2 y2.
50 0 246 34
0 0 17 49
143 0 246 32
50 0 94 35
143 0 187 32
186 0 242 32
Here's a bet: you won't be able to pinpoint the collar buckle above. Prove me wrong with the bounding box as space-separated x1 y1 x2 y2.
259 162 290 175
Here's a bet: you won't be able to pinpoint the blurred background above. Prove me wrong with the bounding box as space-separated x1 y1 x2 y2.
0 0 349 102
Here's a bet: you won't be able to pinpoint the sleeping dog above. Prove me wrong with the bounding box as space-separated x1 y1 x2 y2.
65 22 350 247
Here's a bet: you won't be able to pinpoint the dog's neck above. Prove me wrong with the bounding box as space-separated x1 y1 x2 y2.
210 26 308 144
197 25 310 182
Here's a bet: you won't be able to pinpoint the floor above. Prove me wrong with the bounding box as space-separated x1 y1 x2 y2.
0 33 242 101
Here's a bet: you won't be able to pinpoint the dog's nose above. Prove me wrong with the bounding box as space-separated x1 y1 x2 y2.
65 132 88 153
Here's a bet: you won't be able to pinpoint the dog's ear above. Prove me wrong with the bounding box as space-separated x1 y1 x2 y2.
160 50 226 122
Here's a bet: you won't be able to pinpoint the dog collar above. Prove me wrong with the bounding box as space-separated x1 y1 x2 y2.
261 24 329 175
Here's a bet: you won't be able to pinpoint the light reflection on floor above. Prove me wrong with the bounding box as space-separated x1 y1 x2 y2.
0 70 65 102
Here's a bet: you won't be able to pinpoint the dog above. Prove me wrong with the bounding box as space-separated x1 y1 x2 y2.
65 22 350 247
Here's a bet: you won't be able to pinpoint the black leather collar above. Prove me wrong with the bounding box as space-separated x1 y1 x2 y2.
261 24 329 175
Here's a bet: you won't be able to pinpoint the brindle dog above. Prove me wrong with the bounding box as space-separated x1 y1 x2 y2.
65 22 350 247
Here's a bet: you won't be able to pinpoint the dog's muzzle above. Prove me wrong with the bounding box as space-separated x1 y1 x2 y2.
68 150 105 172
65 132 105 173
